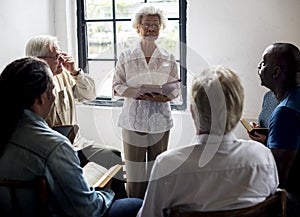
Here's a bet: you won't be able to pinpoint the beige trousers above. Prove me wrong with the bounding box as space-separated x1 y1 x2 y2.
122 129 170 199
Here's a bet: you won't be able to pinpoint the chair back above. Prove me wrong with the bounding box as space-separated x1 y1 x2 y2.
0 176 50 217
52 124 79 144
164 189 286 217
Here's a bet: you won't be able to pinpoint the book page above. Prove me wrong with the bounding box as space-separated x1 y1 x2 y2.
240 119 268 135
95 164 123 188
240 119 253 132
140 84 162 89
134 80 180 99
82 162 107 187
133 84 163 99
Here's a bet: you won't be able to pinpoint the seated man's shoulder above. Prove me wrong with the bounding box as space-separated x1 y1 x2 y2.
34 126 73 154
158 144 195 160
153 145 198 173
238 139 274 162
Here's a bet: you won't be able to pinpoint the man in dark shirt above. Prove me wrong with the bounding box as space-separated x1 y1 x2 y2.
257 42 300 217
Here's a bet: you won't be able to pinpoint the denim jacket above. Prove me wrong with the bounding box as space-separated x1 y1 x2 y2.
0 109 114 217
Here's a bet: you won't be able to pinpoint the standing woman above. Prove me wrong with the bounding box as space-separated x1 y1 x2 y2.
112 4 181 199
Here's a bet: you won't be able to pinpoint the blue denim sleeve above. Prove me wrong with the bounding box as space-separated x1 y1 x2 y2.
268 106 300 150
45 141 115 217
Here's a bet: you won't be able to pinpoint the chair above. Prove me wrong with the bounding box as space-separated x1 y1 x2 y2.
52 124 79 144
163 189 286 217
0 176 50 217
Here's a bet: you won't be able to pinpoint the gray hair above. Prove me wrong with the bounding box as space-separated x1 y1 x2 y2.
25 35 59 57
191 66 244 134
131 4 167 30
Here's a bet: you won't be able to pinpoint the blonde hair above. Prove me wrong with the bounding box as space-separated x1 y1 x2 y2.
191 66 244 134
131 4 167 30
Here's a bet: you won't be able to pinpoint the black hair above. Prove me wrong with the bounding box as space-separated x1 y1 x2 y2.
0 57 51 155
273 43 300 85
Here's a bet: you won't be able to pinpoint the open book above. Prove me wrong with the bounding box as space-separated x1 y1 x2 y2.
82 162 123 188
134 79 181 99
240 119 268 136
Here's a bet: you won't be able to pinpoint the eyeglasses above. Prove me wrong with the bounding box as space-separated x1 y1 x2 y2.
38 53 62 61
140 23 161 30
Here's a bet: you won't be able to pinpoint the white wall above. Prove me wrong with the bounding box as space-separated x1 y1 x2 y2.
187 0 300 119
1 0 299 150
0 0 55 70
76 105 198 151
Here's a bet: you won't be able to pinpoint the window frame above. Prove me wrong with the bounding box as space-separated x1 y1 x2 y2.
77 0 187 110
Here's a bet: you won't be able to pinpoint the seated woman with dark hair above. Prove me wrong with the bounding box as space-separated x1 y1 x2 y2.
0 57 142 217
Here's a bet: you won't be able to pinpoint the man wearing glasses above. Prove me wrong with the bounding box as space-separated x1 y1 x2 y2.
25 35 127 199
25 35 95 126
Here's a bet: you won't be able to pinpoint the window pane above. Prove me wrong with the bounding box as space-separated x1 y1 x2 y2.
85 0 112 19
116 21 139 57
87 22 114 59
88 61 115 97
148 0 179 17
157 20 180 59
116 21 137 43
79 0 186 108
115 0 144 19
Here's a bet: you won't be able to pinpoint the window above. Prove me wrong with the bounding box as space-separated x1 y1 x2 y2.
77 0 187 109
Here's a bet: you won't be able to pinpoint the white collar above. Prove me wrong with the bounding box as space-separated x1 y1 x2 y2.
192 132 238 167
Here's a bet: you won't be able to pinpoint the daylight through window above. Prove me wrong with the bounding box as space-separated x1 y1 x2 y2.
77 0 187 109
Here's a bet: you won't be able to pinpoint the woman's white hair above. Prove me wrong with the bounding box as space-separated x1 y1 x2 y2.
131 4 167 30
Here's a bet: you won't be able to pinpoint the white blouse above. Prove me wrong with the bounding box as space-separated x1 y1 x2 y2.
112 42 180 133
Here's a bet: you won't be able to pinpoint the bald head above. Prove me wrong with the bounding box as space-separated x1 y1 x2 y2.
268 43 300 85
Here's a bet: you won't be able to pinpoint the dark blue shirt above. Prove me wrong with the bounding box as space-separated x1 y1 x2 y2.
267 87 300 201
268 87 300 150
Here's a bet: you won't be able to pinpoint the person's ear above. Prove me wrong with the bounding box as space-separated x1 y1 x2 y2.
190 103 202 133
33 95 42 105
38 91 49 105
190 104 195 120
273 66 281 79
